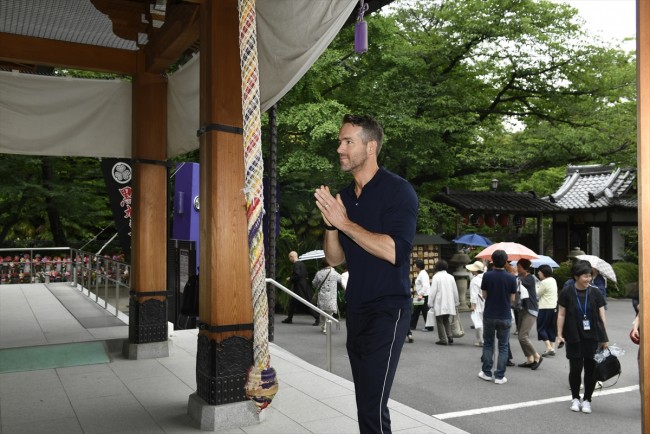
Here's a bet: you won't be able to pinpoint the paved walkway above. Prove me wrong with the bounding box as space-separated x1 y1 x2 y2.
0 283 466 433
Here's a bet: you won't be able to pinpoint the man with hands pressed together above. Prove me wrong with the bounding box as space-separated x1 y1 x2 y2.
314 114 418 434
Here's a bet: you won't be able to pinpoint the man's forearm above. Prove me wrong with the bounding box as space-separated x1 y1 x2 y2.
324 230 345 266
338 220 396 264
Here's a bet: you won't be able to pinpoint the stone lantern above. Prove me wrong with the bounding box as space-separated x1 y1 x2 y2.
449 250 472 311
567 246 586 263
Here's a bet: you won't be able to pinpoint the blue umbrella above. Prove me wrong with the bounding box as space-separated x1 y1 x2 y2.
452 233 493 247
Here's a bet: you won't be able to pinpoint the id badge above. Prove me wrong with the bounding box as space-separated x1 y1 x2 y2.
583 319 591 330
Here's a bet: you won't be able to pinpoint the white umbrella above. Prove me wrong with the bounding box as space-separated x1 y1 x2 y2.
298 250 325 261
575 254 617 283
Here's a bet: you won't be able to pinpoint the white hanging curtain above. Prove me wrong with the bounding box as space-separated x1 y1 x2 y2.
0 0 356 158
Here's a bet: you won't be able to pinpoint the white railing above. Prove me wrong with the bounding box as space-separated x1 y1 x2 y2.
266 278 340 372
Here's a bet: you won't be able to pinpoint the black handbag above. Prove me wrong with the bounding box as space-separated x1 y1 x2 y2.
594 348 621 382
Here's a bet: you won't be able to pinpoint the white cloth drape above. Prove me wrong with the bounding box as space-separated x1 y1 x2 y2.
0 0 357 158
0 72 132 157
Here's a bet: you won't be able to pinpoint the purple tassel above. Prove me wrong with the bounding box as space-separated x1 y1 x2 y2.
354 1 369 54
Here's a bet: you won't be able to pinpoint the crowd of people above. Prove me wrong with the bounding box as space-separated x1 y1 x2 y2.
411 250 614 414
287 244 618 418
285 114 623 433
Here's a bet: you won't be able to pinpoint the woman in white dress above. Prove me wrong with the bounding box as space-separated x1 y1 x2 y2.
466 261 486 346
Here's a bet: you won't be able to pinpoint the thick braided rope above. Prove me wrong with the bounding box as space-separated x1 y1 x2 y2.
238 0 277 411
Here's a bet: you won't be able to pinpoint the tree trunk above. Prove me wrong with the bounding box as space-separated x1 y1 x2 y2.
0 194 26 245
41 157 68 246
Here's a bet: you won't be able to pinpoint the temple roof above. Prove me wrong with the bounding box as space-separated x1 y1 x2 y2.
435 188 561 215
413 234 451 245
545 164 637 210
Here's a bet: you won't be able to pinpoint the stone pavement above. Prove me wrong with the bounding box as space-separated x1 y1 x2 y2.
0 283 466 433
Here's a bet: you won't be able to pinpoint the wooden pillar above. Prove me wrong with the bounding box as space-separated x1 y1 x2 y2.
126 52 170 351
637 0 650 428
195 0 254 406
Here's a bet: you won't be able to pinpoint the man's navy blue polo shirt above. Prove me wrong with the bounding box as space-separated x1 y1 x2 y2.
338 167 418 313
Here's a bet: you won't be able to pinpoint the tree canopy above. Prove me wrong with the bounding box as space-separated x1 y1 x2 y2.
270 0 636 241
0 0 637 265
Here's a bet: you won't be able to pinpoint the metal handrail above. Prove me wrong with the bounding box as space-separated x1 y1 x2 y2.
69 249 131 319
266 278 339 372
0 246 129 321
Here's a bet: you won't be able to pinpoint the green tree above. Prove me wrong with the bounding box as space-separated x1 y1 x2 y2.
0 155 112 247
269 0 636 245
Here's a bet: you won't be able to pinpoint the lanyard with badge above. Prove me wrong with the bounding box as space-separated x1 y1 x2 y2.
574 286 590 330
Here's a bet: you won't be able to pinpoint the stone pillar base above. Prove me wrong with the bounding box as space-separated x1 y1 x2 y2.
122 340 170 360
187 392 263 431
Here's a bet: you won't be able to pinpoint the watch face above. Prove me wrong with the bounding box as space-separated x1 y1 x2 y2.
193 195 200 211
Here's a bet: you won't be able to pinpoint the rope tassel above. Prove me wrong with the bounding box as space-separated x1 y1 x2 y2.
238 0 278 411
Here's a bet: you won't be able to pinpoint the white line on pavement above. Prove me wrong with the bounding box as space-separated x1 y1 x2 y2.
433 385 639 420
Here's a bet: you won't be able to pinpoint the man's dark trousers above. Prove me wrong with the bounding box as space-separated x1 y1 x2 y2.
286 296 319 321
410 296 428 329
346 305 411 434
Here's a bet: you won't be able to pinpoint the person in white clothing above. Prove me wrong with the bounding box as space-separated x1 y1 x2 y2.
339 262 349 291
410 260 431 334
429 260 459 345
313 260 342 333
466 260 486 346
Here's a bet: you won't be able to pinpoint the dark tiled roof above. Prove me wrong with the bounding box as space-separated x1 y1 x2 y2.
545 164 637 210
413 234 451 245
434 189 561 214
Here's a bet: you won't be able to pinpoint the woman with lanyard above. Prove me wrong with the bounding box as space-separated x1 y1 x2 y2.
557 259 609 414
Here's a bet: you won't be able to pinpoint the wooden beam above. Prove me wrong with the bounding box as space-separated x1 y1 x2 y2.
198 0 253 342
145 2 200 74
90 0 148 43
131 51 168 297
637 0 650 429
0 32 137 75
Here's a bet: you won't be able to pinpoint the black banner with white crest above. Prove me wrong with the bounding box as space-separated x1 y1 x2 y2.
100 158 133 262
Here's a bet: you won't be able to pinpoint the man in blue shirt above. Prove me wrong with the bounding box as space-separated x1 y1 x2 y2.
479 250 517 384
315 114 418 434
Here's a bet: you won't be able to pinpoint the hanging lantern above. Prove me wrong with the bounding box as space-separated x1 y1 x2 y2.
513 215 526 227
355 1 369 53
484 214 496 228
462 214 470 225
497 214 510 227
469 214 484 227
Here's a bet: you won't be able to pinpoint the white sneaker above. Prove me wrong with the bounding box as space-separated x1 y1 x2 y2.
581 400 592 414
494 377 507 385
570 398 581 412
478 371 493 382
